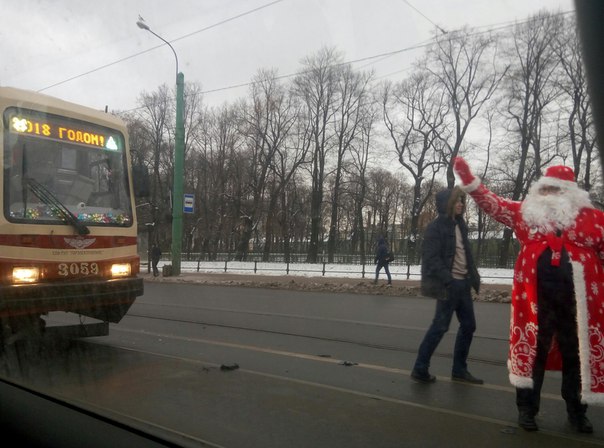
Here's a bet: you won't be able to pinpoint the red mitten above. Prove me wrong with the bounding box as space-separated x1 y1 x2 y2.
453 157 475 185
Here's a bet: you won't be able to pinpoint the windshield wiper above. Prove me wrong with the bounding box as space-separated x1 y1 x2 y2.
26 178 90 235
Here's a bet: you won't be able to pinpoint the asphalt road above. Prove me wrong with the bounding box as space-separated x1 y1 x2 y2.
3 280 603 447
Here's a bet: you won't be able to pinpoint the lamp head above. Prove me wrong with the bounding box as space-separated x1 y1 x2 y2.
136 20 150 31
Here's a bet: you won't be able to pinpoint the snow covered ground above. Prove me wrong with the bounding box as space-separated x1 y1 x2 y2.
160 260 514 286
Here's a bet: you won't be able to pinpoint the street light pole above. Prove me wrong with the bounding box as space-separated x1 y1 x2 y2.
173 71 184 276
137 18 184 276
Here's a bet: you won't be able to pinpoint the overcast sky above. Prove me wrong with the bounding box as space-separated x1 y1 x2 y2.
1 0 575 113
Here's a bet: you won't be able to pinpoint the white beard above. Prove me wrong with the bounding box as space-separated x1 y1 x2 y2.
521 182 592 233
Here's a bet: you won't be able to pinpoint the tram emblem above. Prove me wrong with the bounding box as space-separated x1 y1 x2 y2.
64 237 96 249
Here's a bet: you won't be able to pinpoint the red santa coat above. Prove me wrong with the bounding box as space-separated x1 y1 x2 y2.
462 180 604 405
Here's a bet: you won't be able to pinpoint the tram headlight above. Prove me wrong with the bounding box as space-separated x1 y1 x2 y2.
110 263 131 277
13 267 40 284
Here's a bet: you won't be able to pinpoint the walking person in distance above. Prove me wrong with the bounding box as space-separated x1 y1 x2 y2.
374 237 392 286
411 187 483 385
151 244 161 277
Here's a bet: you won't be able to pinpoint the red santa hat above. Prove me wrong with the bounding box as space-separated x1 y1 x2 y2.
531 164 588 199
541 165 576 187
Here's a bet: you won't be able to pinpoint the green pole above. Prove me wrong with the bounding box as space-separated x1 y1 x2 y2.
172 71 185 276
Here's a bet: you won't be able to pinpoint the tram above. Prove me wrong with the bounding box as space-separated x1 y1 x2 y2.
0 87 144 343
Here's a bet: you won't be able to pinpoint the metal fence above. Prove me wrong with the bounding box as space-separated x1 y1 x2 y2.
192 260 423 280
179 252 517 269
144 257 514 283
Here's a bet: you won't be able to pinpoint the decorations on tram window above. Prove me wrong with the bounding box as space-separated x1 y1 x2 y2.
76 212 131 224
10 206 131 225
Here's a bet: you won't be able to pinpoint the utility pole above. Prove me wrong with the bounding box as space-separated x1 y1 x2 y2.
172 72 185 275
137 18 185 275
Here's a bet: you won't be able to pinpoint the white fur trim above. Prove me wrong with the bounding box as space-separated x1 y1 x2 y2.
458 177 481 193
571 261 594 404
536 176 577 190
581 391 604 406
509 373 534 389
508 359 534 388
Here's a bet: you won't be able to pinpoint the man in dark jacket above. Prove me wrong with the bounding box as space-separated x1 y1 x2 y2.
374 237 392 285
411 187 482 384
151 244 161 277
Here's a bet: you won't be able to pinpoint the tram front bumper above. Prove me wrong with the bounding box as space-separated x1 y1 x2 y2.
0 277 143 323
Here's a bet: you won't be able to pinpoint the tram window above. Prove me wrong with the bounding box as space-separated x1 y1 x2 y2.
4 137 132 226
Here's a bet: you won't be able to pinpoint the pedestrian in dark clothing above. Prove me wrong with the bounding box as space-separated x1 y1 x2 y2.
151 244 161 277
374 237 392 285
411 187 482 385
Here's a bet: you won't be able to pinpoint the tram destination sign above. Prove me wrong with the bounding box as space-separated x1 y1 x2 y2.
5 107 122 151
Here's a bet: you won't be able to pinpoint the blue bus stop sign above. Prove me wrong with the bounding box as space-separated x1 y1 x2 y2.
183 194 194 214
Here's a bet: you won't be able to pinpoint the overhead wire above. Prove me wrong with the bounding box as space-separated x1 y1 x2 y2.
121 39 436 113
37 0 284 93
401 0 447 35
120 9 574 114
197 8 574 96
46 6 573 113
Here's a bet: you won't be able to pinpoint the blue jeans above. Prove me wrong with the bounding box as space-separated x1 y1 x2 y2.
413 278 476 375
375 261 391 283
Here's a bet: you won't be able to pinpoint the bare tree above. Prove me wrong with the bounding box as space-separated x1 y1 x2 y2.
326 65 374 262
381 73 446 259
232 70 295 260
134 84 172 240
276 107 313 262
426 28 507 187
348 102 377 264
181 83 207 256
193 105 242 259
469 110 496 259
243 70 307 261
496 11 563 266
555 16 598 191
182 83 205 177
293 47 341 263
365 169 400 252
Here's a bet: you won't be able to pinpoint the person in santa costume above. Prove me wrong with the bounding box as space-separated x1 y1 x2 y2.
453 156 604 433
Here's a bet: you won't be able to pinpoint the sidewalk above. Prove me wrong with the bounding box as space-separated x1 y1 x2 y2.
139 270 512 302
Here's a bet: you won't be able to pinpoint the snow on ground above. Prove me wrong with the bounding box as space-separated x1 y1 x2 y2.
161 261 514 286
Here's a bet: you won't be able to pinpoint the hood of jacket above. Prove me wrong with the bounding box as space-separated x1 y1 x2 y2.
435 189 452 216
435 187 465 218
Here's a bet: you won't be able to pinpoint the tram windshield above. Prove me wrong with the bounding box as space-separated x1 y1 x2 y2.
3 107 133 227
